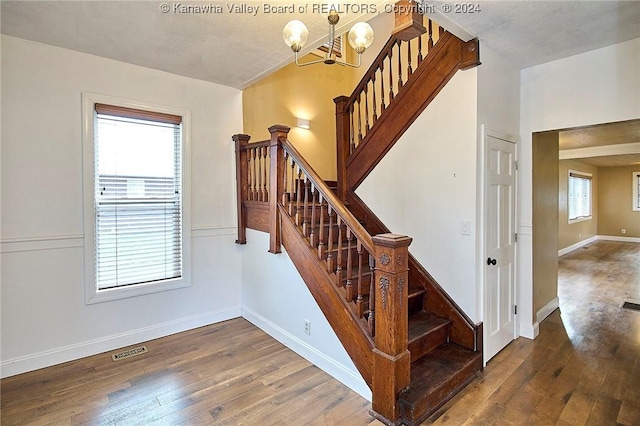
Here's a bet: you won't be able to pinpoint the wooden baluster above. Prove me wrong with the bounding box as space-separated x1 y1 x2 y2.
317 193 326 259
350 104 356 153
397 40 403 89
364 84 370 133
380 62 386 112
428 19 434 49
334 95 350 202
357 94 363 144
281 152 289 205
247 149 252 201
262 146 268 202
308 183 318 244
251 148 257 201
232 134 250 245
302 175 310 235
326 206 335 272
257 147 263 201
288 158 296 216
295 167 303 226
388 52 394 101
356 240 363 314
418 33 423 65
345 228 354 302
407 39 413 77
368 253 375 335
371 73 377 124
335 216 344 282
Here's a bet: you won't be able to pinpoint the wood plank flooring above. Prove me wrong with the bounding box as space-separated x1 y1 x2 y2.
1 240 638 425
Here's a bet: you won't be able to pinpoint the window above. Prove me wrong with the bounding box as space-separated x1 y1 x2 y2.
83 94 190 303
568 170 592 223
633 171 640 212
318 35 343 58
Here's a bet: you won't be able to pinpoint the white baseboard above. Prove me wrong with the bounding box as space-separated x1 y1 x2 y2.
598 235 640 243
537 297 559 324
519 321 539 340
0 307 241 378
558 236 598 256
242 308 372 401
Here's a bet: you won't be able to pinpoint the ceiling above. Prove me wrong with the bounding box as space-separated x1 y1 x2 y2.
559 119 640 167
2 1 638 167
2 1 639 90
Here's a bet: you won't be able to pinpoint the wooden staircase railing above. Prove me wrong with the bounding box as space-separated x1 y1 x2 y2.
234 125 414 423
335 19 480 197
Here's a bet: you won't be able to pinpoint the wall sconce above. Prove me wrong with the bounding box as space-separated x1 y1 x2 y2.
283 9 374 68
296 118 310 130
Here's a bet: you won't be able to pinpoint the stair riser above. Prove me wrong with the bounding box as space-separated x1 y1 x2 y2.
400 357 482 425
408 325 448 363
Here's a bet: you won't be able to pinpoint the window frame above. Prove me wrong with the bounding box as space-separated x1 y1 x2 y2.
567 169 593 224
82 93 191 304
633 171 640 212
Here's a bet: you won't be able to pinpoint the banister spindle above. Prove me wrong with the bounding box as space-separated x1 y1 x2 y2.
428 19 434 49
309 184 318 246
357 94 363 143
302 175 310 235
326 207 335 272
282 152 289 205
368 253 375 335
418 34 423 64
288 159 295 215
251 148 257 201
345 228 354 302
371 73 378 124
380 62 386 112
397 40 403 89
364 84 370 132
350 104 356 153
335 217 344 282
295 167 303 225
356 240 364 315
407 40 413 77
317 194 326 259
262 146 268 201
388 51 394 101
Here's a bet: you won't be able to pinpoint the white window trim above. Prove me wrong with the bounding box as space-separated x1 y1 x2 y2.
82 93 191 304
568 169 592 224
633 171 640 212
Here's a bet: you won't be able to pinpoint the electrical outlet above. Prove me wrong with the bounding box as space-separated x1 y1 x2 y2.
304 320 311 335
622 228 627 234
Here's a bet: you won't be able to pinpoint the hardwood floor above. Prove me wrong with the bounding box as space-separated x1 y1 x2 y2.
1 241 638 425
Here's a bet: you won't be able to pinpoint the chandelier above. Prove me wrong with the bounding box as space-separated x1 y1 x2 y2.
283 9 374 67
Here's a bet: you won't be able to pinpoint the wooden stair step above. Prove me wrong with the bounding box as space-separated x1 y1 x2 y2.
399 343 482 425
408 311 450 362
407 286 425 315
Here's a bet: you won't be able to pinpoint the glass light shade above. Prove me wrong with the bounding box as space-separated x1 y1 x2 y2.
283 20 309 52
348 22 374 54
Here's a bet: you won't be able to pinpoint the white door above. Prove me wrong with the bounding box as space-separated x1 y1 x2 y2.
484 131 517 363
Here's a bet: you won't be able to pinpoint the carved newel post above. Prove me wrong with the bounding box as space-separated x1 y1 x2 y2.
371 233 412 424
268 125 290 254
232 134 251 245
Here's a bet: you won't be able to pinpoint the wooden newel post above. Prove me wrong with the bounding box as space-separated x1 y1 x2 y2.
371 233 412 424
268 125 289 254
334 95 350 202
233 134 251 244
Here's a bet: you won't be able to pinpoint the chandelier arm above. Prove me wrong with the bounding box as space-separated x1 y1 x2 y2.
294 51 327 67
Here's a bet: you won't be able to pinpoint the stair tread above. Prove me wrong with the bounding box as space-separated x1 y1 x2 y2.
401 343 481 406
408 311 450 343
408 286 425 298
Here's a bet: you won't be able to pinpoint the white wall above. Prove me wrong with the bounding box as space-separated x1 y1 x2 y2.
357 69 480 321
0 35 244 377
240 230 371 400
519 38 640 337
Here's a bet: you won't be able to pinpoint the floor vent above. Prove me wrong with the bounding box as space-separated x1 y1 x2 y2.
621 301 640 312
111 345 148 361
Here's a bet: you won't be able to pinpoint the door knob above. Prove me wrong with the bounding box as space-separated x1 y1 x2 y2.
487 257 497 266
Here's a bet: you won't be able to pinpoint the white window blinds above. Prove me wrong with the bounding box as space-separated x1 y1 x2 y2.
94 104 182 290
568 172 592 221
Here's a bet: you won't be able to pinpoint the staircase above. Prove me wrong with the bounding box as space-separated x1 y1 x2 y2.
233 11 482 426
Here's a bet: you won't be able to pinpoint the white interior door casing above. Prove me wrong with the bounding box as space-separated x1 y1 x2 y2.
484 131 517 363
